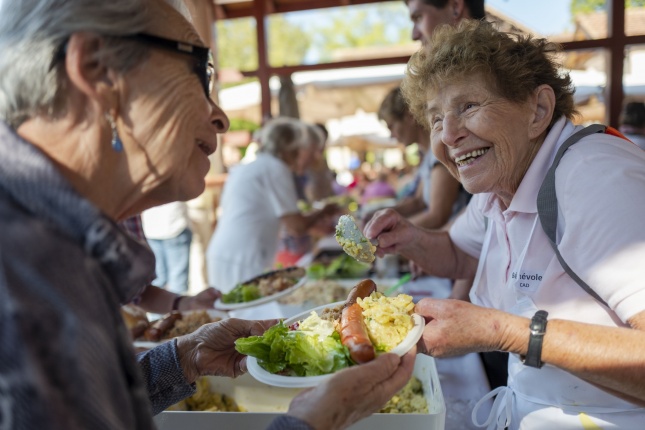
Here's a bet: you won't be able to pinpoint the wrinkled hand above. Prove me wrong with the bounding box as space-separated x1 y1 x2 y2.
364 208 419 258
181 287 222 311
415 299 512 357
286 348 416 430
176 318 278 383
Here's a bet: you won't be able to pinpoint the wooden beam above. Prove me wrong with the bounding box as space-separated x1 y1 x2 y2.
216 0 388 20
213 4 227 20
607 0 626 128
254 0 272 119
240 55 411 77
265 0 276 14
561 34 645 51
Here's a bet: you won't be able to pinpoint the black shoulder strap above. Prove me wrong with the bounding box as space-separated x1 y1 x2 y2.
536 124 608 306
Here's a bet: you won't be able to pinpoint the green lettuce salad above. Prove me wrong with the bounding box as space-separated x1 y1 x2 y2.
221 283 261 304
306 254 371 280
235 312 351 376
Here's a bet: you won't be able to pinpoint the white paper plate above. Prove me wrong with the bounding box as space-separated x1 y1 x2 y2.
246 302 425 388
133 309 229 349
214 268 308 311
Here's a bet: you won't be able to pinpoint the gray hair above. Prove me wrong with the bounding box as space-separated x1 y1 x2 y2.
304 122 325 151
258 117 309 158
0 0 150 128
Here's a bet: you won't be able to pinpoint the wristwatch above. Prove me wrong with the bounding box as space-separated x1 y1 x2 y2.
522 310 549 368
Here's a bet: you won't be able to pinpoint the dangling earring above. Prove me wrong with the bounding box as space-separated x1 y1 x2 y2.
106 112 123 152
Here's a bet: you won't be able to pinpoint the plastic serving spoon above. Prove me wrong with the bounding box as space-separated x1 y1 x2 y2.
335 214 378 264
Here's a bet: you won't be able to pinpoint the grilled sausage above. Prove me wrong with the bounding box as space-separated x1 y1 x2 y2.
344 279 377 308
339 302 375 364
143 311 182 342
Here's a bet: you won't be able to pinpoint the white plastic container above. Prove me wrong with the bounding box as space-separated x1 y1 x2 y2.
154 354 446 430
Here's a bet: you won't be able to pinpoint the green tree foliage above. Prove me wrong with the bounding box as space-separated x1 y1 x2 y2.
215 2 411 72
267 15 311 67
216 15 310 71
216 18 258 71
571 0 645 16
309 3 411 62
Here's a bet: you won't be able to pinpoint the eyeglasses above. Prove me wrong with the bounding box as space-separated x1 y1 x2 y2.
124 33 215 97
51 33 215 98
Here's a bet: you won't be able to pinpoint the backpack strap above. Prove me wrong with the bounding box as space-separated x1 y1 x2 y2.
536 124 608 306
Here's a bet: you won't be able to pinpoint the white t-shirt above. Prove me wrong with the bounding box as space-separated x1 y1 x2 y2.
206 153 299 292
141 201 190 240
450 117 645 428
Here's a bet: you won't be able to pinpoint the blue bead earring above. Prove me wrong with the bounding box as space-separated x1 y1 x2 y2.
106 112 123 152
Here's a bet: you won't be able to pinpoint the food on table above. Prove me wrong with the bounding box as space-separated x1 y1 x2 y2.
120 306 223 343
277 280 349 306
121 304 151 339
379 376 428 414
335 214 377 263
168 375 426 414
143 311 183 341
164 311 220 339
221 267 306 304
306 254 371 279
235 279 416 376
168 378 244 412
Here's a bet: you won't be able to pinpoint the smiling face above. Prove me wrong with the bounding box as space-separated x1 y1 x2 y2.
118 1 229 205
408 0 455 44
427 74 541 205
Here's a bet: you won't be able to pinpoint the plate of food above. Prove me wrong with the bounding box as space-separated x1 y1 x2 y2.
306 252 372 280
121 306 229 349
236 279 425 388
214 266 307 311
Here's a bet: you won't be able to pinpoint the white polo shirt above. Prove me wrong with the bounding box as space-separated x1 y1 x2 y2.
450 117 645 427
207 153 299 292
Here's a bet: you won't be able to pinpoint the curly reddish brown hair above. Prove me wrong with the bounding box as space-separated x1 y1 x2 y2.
401 19 577 130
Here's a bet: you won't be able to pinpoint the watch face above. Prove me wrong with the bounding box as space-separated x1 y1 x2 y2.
530 311 548 333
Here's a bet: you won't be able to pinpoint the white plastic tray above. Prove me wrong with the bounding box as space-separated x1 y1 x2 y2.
155 354 446 430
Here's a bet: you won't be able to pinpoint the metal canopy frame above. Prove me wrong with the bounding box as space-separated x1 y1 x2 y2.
213 0 645 127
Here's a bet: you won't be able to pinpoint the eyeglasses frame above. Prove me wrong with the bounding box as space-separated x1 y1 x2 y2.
50 32 215 97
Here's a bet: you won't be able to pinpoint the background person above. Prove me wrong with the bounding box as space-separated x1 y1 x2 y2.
619 101 645 150
142 201 193 295
403 0 509 394
366 20 645 428
206 117 337 293
275 122 336 267
120 214 221 315
407 0 485 44
0 0 414 428
373 86 469 229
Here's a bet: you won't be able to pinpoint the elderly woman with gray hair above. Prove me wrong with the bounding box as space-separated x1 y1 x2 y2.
206 117 337 293
366 20 645 429
0 1 415 429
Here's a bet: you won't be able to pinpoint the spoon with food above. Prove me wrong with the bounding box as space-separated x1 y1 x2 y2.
335 214 377 264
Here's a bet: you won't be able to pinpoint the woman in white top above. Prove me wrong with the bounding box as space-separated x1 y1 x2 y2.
206 117 336 293
366 20 645 429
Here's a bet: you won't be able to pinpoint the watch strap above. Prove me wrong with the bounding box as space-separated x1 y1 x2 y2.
523 310 548 368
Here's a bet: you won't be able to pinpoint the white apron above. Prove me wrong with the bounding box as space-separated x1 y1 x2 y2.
469 218 645 430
